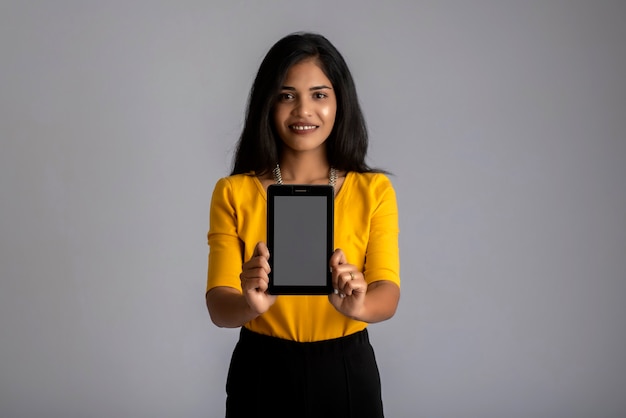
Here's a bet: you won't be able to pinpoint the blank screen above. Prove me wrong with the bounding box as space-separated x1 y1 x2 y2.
273 195 328 286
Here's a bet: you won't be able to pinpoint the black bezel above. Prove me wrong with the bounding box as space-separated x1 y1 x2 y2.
267 184 334 295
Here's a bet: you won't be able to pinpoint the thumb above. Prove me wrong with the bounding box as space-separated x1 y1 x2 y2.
253 241 270 260
329 248 347 268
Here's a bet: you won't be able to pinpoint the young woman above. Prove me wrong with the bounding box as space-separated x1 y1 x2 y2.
206 32 400 418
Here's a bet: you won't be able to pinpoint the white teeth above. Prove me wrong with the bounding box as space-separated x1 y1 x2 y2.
291 125 316 131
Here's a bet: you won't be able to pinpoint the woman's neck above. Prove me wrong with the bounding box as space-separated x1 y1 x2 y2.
278 152 331 184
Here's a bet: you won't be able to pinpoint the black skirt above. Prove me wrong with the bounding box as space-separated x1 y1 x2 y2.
224 327 384 418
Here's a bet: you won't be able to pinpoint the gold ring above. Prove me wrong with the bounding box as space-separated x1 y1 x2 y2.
349 272 355 280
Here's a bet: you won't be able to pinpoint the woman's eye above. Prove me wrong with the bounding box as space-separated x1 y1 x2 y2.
313 92 327 99
279 93 294 101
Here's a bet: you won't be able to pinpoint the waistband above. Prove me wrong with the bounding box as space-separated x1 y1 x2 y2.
239 326 370 353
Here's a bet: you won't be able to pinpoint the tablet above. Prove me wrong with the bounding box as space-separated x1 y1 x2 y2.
267 184 334 295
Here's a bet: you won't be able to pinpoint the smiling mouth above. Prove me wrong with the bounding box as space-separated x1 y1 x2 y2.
289 125 318 131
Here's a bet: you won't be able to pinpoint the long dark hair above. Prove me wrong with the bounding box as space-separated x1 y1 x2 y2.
231 32 379 176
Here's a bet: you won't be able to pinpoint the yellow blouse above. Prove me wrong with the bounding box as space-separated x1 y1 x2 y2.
206 171 400 342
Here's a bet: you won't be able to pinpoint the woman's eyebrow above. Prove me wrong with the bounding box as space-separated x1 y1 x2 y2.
310 85 333 91
280 85 333 91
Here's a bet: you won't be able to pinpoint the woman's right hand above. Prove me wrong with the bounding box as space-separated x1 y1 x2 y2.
240 242 277 315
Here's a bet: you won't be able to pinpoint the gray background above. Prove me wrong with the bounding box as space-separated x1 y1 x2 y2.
1 1 625 417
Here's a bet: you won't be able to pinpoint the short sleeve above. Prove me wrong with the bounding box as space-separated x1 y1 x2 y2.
364 176 400 287
206 177 244 292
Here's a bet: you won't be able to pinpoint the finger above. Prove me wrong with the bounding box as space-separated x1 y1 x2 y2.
250 276 269 292
329 290 344 303
337 270 354 292
342 274 362 296
242 259 271 277
240 261 271 291
241 273 269 292
339 271 366 295
331 264 348 289
243 266 270 281
246 244 271 274
329 248 347 269
332 264 355 288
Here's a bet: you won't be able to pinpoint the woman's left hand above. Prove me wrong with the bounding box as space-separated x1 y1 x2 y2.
328 248 367 319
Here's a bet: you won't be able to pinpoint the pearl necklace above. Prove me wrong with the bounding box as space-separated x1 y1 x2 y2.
273 164 337 187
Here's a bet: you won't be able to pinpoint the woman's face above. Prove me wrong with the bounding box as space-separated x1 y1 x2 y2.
273 59 337 154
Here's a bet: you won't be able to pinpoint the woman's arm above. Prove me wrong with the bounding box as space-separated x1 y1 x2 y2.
206 242 277 328
206 287 261 328
360 280 400 323
329 249 400 323
329 175 401 322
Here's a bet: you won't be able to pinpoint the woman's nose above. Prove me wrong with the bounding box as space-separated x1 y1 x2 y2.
291 98 312 117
